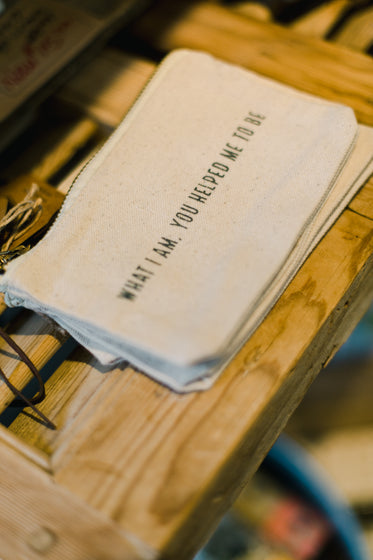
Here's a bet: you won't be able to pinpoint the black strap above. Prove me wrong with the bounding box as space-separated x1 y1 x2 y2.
0 327 55 429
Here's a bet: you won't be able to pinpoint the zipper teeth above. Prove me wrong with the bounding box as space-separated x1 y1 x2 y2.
2 51 188 273
218 126 360 360
44 50 186 240
9 48 359 265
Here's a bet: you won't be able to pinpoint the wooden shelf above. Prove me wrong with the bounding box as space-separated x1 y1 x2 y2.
0 2 372 558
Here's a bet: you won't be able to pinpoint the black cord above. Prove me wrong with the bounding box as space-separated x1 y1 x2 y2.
0 326 56 429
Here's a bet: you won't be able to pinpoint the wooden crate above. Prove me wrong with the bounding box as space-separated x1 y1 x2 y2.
0 2 373 558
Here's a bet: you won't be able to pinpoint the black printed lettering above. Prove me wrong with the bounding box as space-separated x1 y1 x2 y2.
118 108 267 300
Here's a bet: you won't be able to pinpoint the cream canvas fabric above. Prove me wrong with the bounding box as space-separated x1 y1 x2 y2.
1 49 372 391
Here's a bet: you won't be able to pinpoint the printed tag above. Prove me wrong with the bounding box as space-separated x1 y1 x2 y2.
0 0 147 122
0 0 96 120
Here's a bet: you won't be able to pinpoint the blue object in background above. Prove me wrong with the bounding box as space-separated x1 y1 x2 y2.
195 433 369 560
265 435 370 560
332 305 373 363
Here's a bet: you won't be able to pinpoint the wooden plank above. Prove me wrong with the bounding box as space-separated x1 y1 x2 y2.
0 437 155 560
0 424 51 473
54 50 157 191
131 1 373 126
333 5 373 52
8 347 107 454
9 207 373 559
52 209 373 558
290 0 350 38
57 49 156 129
31 116 98 183
2 110 98 184
228 2 272 22
0 111 99 338
0 312 67 412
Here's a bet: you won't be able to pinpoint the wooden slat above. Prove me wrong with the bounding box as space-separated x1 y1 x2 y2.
290 0 350 38
31 117 98 183
9 207 373 559
2 110 98 184
333 5 373 52
56 141 106 195
9 347 108 454
0 312 67 412
131 1 373 126
57 49 156 129
0 424 51 473
54 213 373 558
0 437 155 560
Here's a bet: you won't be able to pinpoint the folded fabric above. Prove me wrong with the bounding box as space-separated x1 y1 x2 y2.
1 49 372 391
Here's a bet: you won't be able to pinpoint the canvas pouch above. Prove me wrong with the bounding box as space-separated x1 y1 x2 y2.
1 49 372 391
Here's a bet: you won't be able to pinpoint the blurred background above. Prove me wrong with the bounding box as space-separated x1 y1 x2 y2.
193 3 373 557
195 305 373 559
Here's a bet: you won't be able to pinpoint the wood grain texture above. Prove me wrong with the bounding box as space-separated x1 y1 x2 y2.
0 424 50 473
290 0 350 37
0 312 67 412
57 49 156 128
54 210 373 560
132 1 373 125
0 437 155 560
9 347 108 454
2 110 98 184
333 5 373 52
10 209 373 559
31 117 98 183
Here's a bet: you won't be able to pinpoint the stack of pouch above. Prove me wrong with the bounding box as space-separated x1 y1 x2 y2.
1 50 372 391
